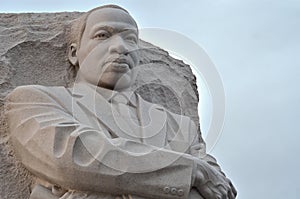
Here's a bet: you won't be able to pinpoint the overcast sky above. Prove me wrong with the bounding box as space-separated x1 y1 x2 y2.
1 0 300 198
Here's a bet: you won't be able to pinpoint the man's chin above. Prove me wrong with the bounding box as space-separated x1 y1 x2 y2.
98 79 132 91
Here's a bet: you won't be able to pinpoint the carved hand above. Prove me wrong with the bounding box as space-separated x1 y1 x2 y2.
191 158 237 199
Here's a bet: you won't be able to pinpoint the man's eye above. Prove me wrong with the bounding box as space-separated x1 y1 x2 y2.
94 31 110 40
126 35 138 43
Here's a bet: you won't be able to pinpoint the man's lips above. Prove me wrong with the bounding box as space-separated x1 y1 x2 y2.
109 62 130 72
104 57 133 72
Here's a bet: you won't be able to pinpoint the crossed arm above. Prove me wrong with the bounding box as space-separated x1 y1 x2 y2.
5 85 236 199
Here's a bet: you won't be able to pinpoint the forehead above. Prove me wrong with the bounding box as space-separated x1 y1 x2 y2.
85 8 138 32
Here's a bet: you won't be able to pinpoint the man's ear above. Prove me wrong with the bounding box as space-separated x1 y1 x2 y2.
68 43 78 66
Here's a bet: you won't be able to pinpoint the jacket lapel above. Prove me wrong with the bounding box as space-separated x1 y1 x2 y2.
70 83 169 146
70 83 127 139
136 95 167 147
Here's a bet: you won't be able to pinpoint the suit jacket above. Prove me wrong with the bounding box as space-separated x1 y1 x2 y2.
6 83 221 199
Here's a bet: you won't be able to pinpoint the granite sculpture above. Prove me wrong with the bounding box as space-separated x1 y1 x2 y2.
4 5 237 199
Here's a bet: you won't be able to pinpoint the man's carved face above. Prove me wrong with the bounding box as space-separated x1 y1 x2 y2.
73 8 139 90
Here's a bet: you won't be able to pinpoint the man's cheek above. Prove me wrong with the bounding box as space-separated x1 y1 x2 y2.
129 50 139 65
80 47 106 69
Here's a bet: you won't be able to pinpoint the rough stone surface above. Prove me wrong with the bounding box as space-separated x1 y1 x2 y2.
0 12 199 199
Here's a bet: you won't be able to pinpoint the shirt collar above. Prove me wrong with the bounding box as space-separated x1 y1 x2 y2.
75 82 137 107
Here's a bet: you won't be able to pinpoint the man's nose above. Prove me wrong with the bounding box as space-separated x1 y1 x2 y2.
109 36 129 55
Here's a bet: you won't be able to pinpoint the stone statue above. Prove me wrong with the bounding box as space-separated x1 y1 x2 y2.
5 5 237 199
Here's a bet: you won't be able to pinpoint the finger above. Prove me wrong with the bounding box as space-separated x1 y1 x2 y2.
228 190 235 199
210 189 223 199
224 179 237 196
216 195 223 199
198 183 215 199
207 182 226 199
229 181 237 196
217 184 228 199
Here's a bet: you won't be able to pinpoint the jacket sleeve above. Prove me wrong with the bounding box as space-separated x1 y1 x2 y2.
5 85 194 199
188 119 225 175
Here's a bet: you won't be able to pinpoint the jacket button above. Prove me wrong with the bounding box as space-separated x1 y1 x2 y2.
177 189 184 196
171 188 177 195
163 187 170 194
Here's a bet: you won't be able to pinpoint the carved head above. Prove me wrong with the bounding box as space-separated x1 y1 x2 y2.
68 5 139 90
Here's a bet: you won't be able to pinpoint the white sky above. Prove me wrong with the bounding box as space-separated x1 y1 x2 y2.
1 0 300 198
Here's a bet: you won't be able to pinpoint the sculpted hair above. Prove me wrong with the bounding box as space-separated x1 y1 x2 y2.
68 4 136 50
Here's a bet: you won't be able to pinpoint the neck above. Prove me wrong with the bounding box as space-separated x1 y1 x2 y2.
76 79 131 93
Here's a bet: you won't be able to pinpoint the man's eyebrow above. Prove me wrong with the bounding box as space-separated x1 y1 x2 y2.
90 25 138 35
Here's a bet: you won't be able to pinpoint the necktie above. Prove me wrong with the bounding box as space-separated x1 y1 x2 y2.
111 93 138 121
110 93 142 140
111 93 129 105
